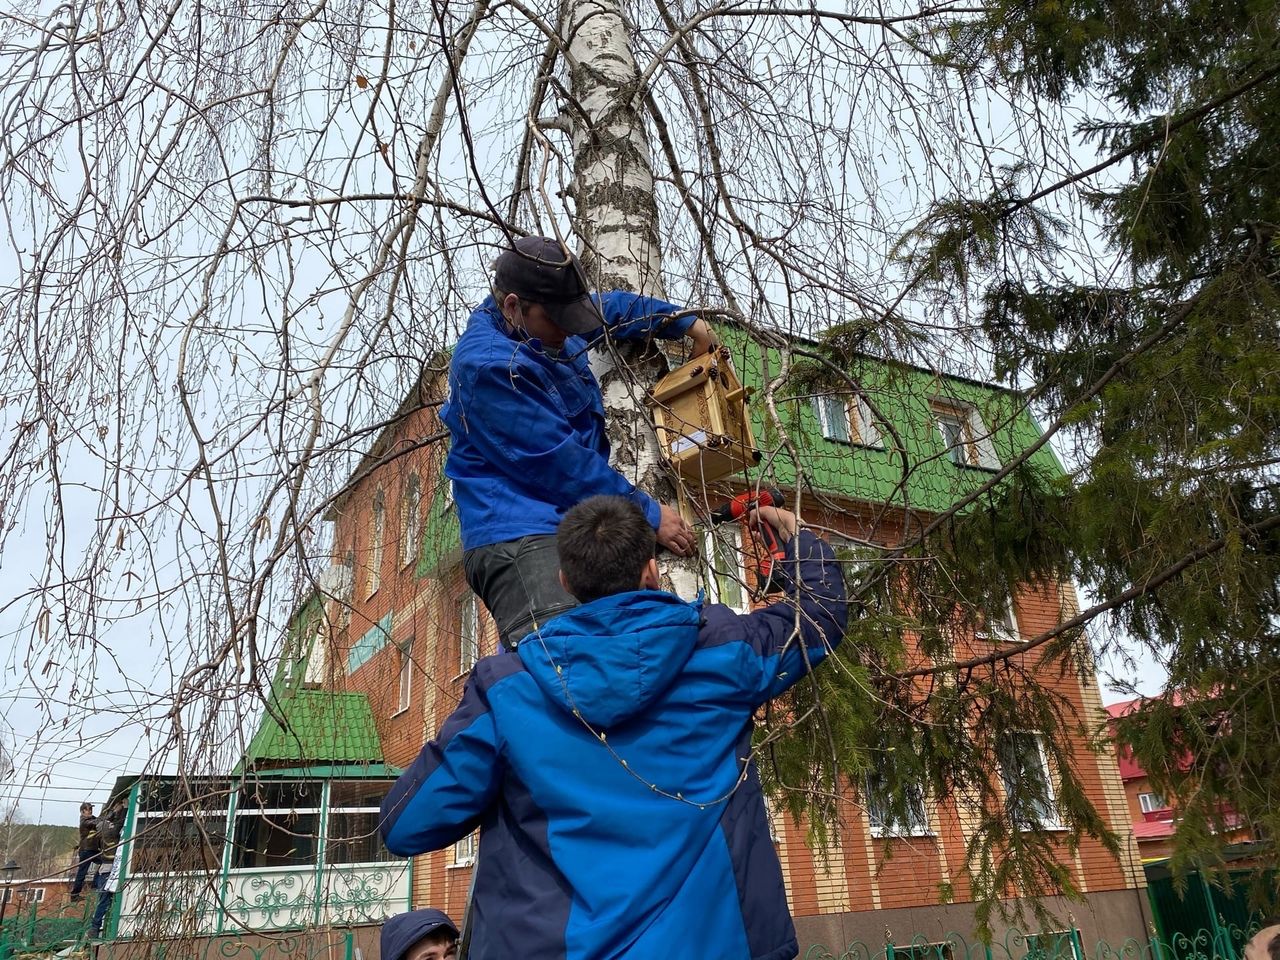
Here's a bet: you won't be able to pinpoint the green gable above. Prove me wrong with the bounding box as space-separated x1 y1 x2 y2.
406 326 1064 574
720 326 1065 515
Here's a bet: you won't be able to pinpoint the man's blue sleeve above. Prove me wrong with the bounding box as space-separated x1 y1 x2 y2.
582 291 693 345
720 530 849 706
380 674 502 855
452 361 662 529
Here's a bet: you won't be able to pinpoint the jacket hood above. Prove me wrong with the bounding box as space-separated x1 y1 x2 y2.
518 590 702 728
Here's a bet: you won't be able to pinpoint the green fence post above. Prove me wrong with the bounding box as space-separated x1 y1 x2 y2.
1149 924 1165 960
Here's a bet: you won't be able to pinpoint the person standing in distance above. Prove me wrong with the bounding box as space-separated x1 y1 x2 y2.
442 235 716 650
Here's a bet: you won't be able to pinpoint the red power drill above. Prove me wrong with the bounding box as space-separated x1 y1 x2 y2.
709 487 787 594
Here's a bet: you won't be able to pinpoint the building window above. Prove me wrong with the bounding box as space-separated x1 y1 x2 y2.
932 401 1000 470
976 597 1020 642
396 639 414 715
813 395 883 448
1138 792 1168 815
704 527 749 613
459 593 479 674
130 779 233 875
231 780 322 869
325 781 397 865
333 549 355 629
401 474 422 568
864 769 930 838
453 831 477 867
366 490 386 598
20 887 45 903
131 813 229 874
997 732 1061 830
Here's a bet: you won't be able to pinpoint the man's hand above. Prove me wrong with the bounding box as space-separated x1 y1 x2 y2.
657 503 697 557
747 505 798 544
685 318 717 357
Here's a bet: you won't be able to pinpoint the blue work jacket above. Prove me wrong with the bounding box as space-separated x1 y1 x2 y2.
380 531 849 960
441 292 692 551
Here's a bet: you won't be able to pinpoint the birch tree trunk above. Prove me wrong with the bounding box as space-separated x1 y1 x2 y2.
563 0 700 592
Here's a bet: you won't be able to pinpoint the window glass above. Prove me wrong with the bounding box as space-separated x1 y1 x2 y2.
453 831 477 866
368 490 386 596
865 769 929 837
997 732 1059 828
238 779 322 811
131 814 227 874
329 780 394 808
704 527 747 612
232 811 318 868
398 639 414 712
935 410 969 465
326 811 393 864
1138 792 1168 814
402 475 422 566
460 594 479 672
813 396 850 443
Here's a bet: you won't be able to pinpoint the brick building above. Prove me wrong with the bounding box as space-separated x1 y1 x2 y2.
315 329 1152 953
1105 698 1253 863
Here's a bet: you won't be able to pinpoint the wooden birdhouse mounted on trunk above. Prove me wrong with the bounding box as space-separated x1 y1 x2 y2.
647 347 760 487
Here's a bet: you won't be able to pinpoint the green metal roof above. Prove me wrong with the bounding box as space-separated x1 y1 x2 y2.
414 325 1066 573
239 689 384 770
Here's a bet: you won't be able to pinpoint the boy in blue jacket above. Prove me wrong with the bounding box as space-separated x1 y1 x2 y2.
442 235 716 649
381 495 848 960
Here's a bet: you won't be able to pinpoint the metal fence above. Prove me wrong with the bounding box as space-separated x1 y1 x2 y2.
803 923 1263 960
0 903 355 960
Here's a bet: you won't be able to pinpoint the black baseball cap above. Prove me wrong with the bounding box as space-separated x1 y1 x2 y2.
493 236 604 336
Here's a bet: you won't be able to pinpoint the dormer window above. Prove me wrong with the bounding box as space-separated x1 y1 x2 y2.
813 395 882 448
931 401 999 470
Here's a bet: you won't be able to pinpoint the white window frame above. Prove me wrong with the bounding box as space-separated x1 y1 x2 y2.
1138 792 1167 815
813 395 850 443
997 731 1064 831
976 597 1020 642
813 395 883 448
703 527 750 614
22 887 45 904
459 593 480 674
395 638 414 716
401 474 422 568
366 489 386 598
932 401 1000 470
452 831 477 867
864 770 932 839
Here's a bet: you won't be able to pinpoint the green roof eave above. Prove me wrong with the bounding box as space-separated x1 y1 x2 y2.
237 689 384 772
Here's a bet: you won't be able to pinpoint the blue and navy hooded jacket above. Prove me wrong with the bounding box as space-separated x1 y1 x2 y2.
381 531 848 960
441 292 693 552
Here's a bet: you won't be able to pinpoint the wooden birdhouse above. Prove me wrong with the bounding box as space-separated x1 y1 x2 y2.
647 347 760 486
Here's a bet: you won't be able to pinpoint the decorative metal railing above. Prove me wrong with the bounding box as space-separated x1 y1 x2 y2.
803 921 1262 960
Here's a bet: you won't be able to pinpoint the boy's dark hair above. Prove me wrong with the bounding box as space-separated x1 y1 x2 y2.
417 927 456 948
557 496 657 602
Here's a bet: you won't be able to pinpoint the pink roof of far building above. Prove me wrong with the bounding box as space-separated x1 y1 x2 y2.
1106 698 1148 781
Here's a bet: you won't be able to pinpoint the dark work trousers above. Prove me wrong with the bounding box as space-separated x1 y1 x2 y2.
70 849 100 896
464 535 579 650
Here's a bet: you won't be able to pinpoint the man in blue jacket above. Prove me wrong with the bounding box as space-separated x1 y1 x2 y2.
381 495 848 960
442 235 716 649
